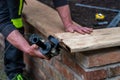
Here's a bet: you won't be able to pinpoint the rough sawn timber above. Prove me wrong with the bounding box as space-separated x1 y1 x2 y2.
23 0 120 53
55 27 120 52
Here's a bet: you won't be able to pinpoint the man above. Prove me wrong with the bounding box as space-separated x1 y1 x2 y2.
0 0 92 80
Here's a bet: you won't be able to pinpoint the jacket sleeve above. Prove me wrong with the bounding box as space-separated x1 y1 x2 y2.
0 21 16 38
53 0 68 8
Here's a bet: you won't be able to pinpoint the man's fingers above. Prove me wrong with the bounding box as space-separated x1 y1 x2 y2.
84 27 93 32
82 28 92 34
75 29 85 34
31 44 39 49
65 25 93 34
78 27 93 34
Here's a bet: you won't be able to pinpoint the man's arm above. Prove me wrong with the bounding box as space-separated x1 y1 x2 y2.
53 0 93 34
6 30 47 59
0 19 46 59
0 22 46 59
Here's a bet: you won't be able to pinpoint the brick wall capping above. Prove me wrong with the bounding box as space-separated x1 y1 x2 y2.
23 0 120 53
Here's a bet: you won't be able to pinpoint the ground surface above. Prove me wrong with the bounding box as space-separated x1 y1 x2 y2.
39 0 120 29
0 51 7 80
0 35 6 80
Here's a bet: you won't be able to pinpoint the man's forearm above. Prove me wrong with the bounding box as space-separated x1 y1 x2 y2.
6 30 30 53
6 30 47 59
56 4 93 34
56 5 73 28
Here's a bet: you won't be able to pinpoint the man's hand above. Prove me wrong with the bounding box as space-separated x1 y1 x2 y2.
7 30 47 59
26 44 47 59
56 5 93 34
65 23 93 34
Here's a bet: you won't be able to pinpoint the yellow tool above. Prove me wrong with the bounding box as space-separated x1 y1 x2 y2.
95 13 105 20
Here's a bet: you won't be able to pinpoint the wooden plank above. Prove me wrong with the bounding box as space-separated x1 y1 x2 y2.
23 0 120 53
55 27 120 52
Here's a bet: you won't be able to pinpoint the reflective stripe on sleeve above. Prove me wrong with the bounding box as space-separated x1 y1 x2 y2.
11 18 23 28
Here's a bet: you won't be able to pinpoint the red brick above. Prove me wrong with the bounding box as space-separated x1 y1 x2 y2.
24 54 35 69
54 59 74 80
42 61 54 77
24 47 120 80
76 47 120 68
61 50 76 70
109 66 120 77
51 69 64 80
85 70 107 80
75 61 107 80
38 68 47 80
44 60 64 80
61 50 107 80
105 76 120 80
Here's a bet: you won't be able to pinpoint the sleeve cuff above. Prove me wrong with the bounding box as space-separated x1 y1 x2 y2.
0 22 16 38
53 0 68 8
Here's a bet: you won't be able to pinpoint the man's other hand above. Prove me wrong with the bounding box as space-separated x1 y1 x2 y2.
65 24 93 34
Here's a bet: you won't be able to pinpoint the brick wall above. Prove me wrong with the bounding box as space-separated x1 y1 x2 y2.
24 47 120 80
24 23 120 80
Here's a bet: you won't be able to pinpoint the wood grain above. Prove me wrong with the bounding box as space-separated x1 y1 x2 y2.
55 27 120 52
